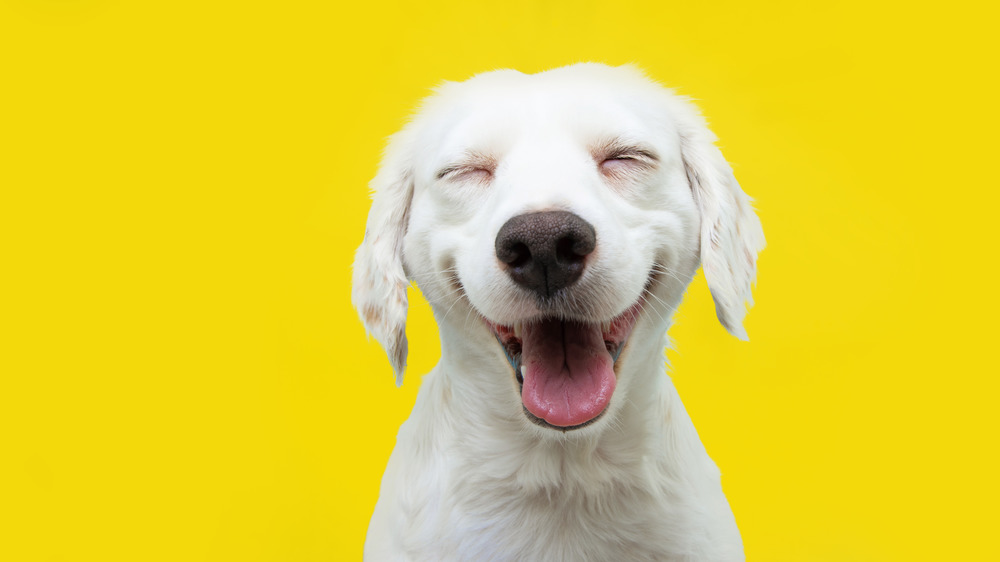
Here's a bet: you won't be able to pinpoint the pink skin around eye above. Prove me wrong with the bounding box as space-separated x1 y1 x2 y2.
600 158 635 174
447 167 492 182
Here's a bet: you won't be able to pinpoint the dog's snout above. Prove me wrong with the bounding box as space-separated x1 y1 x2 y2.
495 211 596 298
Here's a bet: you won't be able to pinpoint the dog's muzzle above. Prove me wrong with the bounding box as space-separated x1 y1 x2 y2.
488 211 641 430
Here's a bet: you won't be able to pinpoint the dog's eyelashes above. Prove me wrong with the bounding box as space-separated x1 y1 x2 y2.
595 143 658 182
436 166 494 185
599 155 648 177
600 156 636 168
436 151 498 184
594 139 658 161
435 166 458 180
606 154 638 161
437 167 493 180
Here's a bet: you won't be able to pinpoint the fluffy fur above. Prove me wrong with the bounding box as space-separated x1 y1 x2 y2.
353 63 764 561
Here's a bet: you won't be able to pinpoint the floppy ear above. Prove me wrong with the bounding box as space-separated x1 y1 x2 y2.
677 109 765 340
352 131 416 385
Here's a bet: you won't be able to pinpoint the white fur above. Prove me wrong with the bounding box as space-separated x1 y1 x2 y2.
353 63 764 561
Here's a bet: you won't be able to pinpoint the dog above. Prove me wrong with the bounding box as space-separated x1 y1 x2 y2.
352 63 764 561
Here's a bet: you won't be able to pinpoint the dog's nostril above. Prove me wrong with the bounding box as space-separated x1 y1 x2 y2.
495 211 596 298
555 235 589 264
504 243 531 267
501 242 532 268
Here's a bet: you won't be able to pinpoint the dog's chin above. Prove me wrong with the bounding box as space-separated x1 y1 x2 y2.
484 290 646 432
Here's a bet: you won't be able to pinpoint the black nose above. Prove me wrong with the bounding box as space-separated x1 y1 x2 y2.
495 211 596 298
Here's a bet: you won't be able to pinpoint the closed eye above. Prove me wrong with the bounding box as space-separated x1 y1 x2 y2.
436 166 493 181
435 151 498 184
594 137 658 164
602 146 658 163
597 146 658 177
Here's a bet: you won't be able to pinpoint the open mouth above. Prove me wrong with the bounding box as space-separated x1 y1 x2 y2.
485 300 643 431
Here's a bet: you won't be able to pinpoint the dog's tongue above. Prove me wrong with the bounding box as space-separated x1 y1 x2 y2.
520 319 616 427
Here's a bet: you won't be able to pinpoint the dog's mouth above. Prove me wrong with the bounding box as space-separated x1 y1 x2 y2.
485 299 643 431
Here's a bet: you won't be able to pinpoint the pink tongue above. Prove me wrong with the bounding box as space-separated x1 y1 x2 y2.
520 319 616 427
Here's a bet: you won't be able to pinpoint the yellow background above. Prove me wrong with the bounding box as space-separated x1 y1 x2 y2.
2 1 997 560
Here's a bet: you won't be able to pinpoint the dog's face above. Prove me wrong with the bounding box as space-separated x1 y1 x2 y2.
353 64 764 433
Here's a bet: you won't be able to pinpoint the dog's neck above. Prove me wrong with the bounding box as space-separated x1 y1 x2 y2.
410 315 713 496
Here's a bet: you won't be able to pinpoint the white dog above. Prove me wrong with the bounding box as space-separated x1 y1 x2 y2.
353 63 764 561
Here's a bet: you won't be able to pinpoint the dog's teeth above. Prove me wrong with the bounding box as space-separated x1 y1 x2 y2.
513 322 522 338
601 321 611 333
520 365 526 378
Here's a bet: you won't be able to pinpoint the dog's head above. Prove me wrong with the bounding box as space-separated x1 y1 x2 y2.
353 64 764 431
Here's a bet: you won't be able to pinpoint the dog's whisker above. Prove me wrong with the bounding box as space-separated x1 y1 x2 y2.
650 263 688 286
640 292 675 327
438 294 466 323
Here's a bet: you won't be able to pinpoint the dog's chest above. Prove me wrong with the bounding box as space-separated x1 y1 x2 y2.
400 477 703 561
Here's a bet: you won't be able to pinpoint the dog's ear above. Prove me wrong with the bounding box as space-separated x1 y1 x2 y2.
352 131 416 385
677 108 765 340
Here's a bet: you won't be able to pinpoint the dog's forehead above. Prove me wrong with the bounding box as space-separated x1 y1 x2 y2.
413 65 677 164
